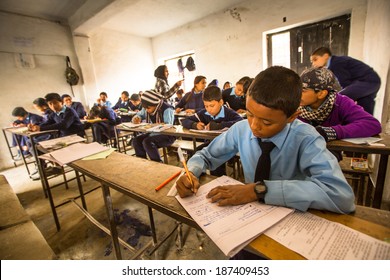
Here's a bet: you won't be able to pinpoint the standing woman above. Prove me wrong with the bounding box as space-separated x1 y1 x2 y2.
154 65 183 99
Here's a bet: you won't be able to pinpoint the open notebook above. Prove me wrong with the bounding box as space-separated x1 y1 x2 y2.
176 176 293 257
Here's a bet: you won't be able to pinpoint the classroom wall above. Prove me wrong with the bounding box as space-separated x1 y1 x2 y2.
0 12 82 170
86 28 155 106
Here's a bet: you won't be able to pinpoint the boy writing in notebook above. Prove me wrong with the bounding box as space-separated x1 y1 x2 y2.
176 66 355 215
181 85 243 175
28 93 85 137
131 90 176 162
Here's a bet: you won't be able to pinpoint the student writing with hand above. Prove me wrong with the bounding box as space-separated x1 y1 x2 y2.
176 66 355 215
131 90 176 162
181 85 243 175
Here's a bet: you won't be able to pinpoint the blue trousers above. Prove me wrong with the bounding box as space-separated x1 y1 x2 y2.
132 133 176 162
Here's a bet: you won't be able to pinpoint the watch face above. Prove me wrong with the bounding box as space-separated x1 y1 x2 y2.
255 184 266 194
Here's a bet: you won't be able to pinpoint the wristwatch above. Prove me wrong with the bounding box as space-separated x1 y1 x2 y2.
254 181 267 203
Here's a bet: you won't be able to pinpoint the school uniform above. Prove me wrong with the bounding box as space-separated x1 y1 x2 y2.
39 106 85 137
299 93 381 139
327 55 381 114
182 106 243 176
112 98 132 122
175 90 204 112
187 119 355 214
129 102 142 111
222 87 246 111
92 106 119 144
12 112 44 153
69 101 87 119
132 101 176 162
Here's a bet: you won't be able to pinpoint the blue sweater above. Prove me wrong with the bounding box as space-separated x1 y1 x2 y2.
40 107 85 137
175 90 204 112
181 106 243 130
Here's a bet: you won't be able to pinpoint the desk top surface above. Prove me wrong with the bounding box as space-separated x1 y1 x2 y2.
70 151 390 259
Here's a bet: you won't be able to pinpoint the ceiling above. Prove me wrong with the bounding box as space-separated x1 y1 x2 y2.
0 0 245 37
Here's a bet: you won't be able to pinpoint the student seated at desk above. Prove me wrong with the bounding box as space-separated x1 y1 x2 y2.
131 90 176 163
175 75 207 114
112 91 131 122
298 68 382 160
222 76 253 113
181 85 243 175
129 93 142 112
95 91 112 108
33 98 52 122
177 66 355 214
87 105 120 144
11 107 44 160
28 93 85 137
61 94 87 119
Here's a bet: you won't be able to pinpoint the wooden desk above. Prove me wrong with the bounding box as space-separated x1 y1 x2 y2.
2 127 58 176
69 152 390 260
327 134 390 208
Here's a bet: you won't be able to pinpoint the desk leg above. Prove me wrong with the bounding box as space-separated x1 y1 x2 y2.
75 170 87 210
2 129 17 167
373 155 388 208
101 184 122 260
148 206 157 245
39 157 61 231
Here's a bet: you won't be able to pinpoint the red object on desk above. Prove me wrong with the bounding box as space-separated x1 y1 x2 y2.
155 170 182 191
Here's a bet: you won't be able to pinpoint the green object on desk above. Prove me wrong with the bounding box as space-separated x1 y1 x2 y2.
119 108 128 112
82 148 116 160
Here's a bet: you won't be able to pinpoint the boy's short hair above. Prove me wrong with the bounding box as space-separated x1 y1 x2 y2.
312 47 332 56
12 107 28 117
33 97 47 107
203 85 222 102
141 90 162 108
88 105 102 118
248 66 302 117
61 94 71 100
130 93 140 101
45 93 62 102
122 91 129 97
301 67 341 93
100 92 108 97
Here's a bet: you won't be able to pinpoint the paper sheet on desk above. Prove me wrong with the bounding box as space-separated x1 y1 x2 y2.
82 148 115 160
264 211 390 259
176 176 293 257
39 142 109 166
341 137 382 145
189 127 229 134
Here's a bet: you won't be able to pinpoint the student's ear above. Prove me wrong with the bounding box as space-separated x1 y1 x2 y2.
287 110 301 123
218 99 224 106
317 89 329 100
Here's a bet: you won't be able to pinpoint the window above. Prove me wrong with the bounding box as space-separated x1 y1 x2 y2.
163 53 197 95
267 14 351 74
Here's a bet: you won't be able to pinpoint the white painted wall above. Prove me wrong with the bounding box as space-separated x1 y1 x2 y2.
87 28 155 106
0 12 82 170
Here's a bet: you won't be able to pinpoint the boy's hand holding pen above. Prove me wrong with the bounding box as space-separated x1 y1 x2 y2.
176 147 200 197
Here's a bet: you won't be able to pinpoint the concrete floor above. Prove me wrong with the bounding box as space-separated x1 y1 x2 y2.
0 153 228 260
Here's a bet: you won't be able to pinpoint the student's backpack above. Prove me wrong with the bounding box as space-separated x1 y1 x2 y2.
177 58 185 74
65 56 80 86
185 56 196 71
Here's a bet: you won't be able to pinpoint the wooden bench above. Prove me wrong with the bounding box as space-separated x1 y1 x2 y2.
0 175 55 259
